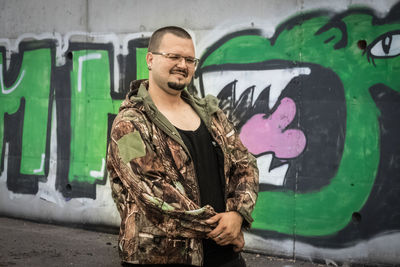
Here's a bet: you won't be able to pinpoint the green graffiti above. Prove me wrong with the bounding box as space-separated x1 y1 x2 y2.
68 50 121 183
136 48 149 80
0 48 51 176
1 43 150 190
201 13 400 236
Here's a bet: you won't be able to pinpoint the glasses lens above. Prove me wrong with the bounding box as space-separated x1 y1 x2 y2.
185 58 196 65
157 53 198 67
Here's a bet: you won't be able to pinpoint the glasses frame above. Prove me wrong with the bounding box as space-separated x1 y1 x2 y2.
151 52 199 67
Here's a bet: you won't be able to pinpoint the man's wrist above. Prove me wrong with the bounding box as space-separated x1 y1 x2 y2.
231 211 244 224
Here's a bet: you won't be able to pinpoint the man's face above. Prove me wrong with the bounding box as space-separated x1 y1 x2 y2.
147 33 196 93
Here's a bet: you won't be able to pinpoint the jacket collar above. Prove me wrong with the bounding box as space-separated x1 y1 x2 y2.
133 80 220 126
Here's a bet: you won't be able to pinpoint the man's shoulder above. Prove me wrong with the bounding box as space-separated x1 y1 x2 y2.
110 106 151 147
112 103 149 131
117 106 143 120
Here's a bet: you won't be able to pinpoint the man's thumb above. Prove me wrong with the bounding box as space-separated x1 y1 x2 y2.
205 214 221 224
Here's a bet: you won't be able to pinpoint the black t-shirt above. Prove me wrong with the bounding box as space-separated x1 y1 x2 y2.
177 120 225 212
177 120 238 266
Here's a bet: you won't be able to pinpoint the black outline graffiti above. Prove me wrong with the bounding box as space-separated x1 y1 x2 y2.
55 42 115 199
1 40 55 194
116 37 149 98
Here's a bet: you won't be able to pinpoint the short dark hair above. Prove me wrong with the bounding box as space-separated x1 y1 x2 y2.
148 26 192 52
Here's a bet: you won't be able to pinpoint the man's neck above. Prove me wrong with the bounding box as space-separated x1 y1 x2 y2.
148 81 185 110
147 80 201 131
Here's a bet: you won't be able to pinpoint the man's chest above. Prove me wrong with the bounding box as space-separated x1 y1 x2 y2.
160 103 201 131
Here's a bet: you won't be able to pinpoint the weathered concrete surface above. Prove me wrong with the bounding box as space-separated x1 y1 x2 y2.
0 217 321 267
1 0 397 38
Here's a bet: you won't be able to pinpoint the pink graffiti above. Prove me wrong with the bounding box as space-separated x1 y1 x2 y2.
239 97 306 159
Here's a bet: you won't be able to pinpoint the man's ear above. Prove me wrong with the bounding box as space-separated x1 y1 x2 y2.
146 52 153 70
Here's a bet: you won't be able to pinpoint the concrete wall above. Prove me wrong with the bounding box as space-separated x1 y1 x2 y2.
1 0 399 265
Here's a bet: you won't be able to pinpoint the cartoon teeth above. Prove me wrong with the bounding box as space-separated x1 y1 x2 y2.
201 67 310 109
201 67 311 186
256 154 288 186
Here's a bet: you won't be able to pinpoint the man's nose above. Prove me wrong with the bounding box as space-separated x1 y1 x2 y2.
176 57 188 68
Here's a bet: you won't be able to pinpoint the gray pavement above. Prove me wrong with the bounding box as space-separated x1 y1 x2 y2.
0 217 322 267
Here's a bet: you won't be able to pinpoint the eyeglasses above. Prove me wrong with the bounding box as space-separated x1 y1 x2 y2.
151 52 199 67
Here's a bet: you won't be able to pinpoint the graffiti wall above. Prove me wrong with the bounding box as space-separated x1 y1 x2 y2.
1 0 399 265
0 32 151 225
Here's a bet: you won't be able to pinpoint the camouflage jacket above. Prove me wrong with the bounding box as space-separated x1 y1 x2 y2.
107 80 258 266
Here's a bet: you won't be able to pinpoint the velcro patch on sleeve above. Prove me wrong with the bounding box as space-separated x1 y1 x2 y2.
117 131 146 163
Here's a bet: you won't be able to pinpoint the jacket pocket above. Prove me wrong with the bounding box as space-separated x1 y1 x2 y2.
137 233 189 264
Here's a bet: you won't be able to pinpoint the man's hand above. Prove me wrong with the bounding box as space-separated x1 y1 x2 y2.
231 231 245 252
206 211 243 246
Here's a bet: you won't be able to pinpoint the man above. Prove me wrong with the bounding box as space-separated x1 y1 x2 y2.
107 26 258 267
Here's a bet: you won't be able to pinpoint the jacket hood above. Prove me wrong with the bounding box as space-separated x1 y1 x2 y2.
118 79 148 112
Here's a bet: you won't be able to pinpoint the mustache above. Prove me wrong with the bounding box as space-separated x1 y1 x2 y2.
170 68 188 77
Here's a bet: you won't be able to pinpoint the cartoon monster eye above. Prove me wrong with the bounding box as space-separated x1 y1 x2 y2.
367 30 400 60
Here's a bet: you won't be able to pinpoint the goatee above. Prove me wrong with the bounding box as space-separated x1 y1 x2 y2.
168 82 186 91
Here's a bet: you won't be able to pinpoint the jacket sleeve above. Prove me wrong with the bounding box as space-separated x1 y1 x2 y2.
107 115 216 238
215 110 259 228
